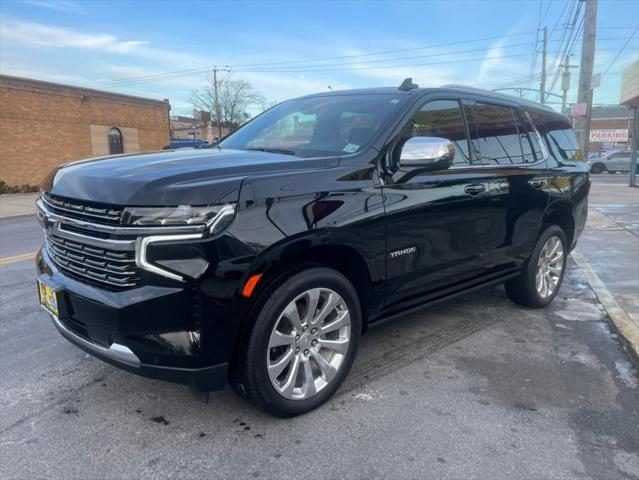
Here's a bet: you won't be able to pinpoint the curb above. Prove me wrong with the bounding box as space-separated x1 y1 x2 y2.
572 251 639 367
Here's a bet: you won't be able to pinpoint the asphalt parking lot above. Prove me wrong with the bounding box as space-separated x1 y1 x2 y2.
1 179 638 480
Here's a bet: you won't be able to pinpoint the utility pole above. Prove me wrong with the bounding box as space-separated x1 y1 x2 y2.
630 106 638 187
540 26 548 104
575 0 598 155
213 67 222 138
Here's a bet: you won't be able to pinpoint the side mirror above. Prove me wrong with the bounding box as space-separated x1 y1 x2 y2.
399 136 456 171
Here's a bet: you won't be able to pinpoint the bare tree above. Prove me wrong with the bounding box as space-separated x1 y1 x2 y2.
190 73 268 129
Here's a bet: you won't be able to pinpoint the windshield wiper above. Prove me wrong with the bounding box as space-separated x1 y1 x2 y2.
244 147 297 156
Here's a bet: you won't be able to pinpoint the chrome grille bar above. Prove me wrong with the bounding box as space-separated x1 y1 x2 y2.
45 233 140 289
42 193 122 224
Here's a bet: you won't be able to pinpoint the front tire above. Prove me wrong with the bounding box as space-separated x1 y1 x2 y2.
230 266 361 417
505 225 567 308
590 163 605 174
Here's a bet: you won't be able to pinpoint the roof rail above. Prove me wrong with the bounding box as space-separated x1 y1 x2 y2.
439 84 491 92
399 78 419 91
439 84 557 113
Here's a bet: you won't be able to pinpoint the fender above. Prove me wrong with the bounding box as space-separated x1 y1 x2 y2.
227 158 387 315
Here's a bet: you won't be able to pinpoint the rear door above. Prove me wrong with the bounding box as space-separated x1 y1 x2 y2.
462 101 552 270
381 95 550 313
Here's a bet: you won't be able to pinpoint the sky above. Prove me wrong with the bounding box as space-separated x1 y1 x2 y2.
0 0 637 115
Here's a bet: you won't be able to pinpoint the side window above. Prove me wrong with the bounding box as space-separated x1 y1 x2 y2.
401 99 470 166
466 103 525 165
516 111 543 162
527 110 583 161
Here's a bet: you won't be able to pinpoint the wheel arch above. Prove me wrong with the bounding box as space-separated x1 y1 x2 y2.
240 237 377 331
541 202 575 249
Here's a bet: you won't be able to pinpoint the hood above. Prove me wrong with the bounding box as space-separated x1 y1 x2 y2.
44 148 339 206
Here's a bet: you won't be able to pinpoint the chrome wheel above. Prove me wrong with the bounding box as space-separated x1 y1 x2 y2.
536 236 564 299
266 288 351 400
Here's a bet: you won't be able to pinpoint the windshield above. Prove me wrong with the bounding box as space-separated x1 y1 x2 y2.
219 94 407 157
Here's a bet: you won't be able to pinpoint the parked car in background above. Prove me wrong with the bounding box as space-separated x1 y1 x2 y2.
589 150 635 174
35 82 589 416
168 139 210 149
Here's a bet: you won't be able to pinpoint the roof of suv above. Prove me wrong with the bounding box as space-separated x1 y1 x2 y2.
302 84 561 117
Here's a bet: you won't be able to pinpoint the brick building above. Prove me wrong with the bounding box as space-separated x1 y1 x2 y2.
588 105 634 154
0 75 171 187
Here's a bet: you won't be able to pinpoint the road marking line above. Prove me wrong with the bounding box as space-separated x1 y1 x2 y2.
0 252 36 266
572 250 639 367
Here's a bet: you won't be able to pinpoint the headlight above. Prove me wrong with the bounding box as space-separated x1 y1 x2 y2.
122 204 236 235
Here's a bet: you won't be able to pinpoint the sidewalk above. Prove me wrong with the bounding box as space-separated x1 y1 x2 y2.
0 193 39 218
575 175 639 362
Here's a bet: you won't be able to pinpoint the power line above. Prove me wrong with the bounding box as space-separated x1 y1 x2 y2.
93 39 633 90
233 52 561 73
232 47 636 74
89 43 543 88
90 44 637 92
90 30 556 88
549 6 584 92
602 26 639 77
541 0 554 25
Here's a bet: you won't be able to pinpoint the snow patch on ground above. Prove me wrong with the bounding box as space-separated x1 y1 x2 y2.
615 359 638 389
554 298 606 322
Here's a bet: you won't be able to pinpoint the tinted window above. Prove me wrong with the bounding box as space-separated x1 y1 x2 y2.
517 112 543 162
403 99 470 166
466 104 525 165
220 94 407 157
526 110 583 161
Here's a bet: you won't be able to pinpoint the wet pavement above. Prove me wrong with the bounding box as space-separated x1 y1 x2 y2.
1 254 638 479
577 175 639 327
1 175 638 479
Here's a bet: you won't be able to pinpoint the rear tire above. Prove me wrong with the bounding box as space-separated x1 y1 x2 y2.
590 163 605 174
505 225 567 308
229 266 361 417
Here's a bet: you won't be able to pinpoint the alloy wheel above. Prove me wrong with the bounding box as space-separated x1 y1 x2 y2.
536 236 564 299
266 288 351 400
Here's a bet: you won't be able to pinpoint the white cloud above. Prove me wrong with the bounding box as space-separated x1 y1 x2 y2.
17 0 84 13
0 17 149 53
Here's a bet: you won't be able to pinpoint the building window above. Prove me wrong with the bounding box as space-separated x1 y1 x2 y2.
108 127 123 154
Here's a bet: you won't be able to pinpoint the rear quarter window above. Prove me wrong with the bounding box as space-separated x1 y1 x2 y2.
526 110 583 162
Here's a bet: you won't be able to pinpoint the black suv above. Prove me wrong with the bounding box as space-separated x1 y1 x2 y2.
36 81 589 416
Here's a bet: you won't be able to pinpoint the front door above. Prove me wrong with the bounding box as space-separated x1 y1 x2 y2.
381 96 549 313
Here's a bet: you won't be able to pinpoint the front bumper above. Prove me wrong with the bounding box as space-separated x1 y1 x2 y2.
37 248 229 391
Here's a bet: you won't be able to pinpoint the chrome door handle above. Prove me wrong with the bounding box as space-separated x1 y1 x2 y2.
528 178 547 189
464 184 486 195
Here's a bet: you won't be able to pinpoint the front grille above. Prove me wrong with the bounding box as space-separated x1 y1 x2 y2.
43 193 123 225
46 233 141 289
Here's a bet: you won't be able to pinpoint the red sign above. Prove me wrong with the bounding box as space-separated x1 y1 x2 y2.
571 103 587 118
